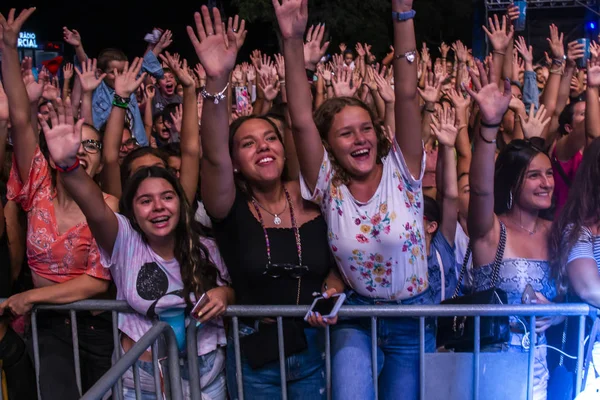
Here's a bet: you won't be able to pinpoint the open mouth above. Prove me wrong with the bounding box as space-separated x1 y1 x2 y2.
150 216 170 228
534 192 550 197
78 157 88 169
165 83 174 93
351 149 370 160
256 157 275 166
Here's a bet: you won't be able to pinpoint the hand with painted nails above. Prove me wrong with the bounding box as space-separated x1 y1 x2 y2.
305 288 339 328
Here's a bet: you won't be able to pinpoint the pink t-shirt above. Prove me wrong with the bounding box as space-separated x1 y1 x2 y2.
552 148 583 217
100 213 229 356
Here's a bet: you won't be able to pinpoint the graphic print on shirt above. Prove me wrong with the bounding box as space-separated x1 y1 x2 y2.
135 261 184 318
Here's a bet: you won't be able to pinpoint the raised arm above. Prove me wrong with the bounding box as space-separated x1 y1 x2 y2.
101 58 146 198
392 0 423 177
160 52 201 204
447 88 471 176
0 8 38 182
274 0 328 192
188 7 243 219
585 57 600 144
483 15 513 85
540 25 564 119
63 27 87 63
464 60 511 264
39 98 118 255
75 58 106 127
431 107 459 246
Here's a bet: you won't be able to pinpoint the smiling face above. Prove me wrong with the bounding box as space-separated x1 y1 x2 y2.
326 106 379 181
133 177 180 243
231 118 285 187
516 153 554 211
158 71 176 97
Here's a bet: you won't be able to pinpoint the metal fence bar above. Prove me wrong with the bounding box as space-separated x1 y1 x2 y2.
419 317 425 400
473 316 480 400
81 322 182 400
527 316 536 400
31 310 41 400
575 315 586 395
325 325 331 400
112 310 123 400
132 361 141 399
151 341 161 397
232 317 244 400
187 322 201 400
371 316 378 400
70 310 82 396
277 317 288 400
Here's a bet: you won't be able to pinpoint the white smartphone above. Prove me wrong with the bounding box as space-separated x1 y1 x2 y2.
191 292 210 322
304 293 346 321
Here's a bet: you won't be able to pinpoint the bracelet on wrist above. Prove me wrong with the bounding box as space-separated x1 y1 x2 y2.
55 158 80 173
201 82 229 105
480 120 502 129
112 94 130 109
493 50 506 56
479 129 497 144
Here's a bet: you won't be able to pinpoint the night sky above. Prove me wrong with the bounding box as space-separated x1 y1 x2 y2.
6 1 270 64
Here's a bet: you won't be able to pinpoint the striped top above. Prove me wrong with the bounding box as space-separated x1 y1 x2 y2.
567 226 600 267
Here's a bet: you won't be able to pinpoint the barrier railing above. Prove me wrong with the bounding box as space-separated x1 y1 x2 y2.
0 299 596 400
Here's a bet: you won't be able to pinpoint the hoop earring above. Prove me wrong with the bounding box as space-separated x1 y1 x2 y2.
507 191 513 210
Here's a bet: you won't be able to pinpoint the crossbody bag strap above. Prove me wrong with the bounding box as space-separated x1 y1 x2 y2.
551 156 572 188
583 318 600 387
451 245 472 300
490 222 507 289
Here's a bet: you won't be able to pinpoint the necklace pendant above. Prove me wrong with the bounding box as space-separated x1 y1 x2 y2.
273 215 282 225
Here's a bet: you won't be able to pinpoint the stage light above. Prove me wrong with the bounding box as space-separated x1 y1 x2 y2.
590 22 596 29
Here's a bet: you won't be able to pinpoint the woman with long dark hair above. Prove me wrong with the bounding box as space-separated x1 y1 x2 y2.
189 7 343 399
37 101 232 398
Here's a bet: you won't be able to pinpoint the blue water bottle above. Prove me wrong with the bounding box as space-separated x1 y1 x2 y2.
158 309 186 352
514 1 527 32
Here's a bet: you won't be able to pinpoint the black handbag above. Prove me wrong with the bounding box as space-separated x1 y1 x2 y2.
437 223 510 352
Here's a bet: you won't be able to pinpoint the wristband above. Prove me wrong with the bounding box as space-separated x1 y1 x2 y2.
392 10 416 22
55 158 80 173
479 129 497 144
112 94 130 109
480 120 502 129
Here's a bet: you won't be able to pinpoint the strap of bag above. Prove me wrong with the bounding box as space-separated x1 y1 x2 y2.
435 250 446 301
551 156 572 188
559 318 568 367
451 222 507 300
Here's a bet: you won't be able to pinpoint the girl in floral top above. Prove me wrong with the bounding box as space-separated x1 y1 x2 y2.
275 0 430 398
0 8 118 398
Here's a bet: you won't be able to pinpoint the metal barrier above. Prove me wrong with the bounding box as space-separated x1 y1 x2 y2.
0 299 596 400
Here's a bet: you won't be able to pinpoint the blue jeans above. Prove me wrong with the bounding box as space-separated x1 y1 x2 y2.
226 324 326 400
331 291 436 400
122 348 226 400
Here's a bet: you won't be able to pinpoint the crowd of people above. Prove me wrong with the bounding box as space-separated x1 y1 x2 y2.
0 0 600 399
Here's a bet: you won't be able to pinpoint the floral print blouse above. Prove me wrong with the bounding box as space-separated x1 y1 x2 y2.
300 140 427 300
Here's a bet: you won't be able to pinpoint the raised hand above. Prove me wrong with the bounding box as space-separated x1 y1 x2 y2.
566 40 585 67
431 107 458 147
546 24 565 60
228 15 247 49
38 98 84 168
483 14 514 52
587 56 600 88
439 42 450 59
446 87 470 112
0 81 8 122
75 58 106 93
332 67 359 98
259 72 281 101
62 26 81 48
194 63 206 81
63 63 74 81
514 36 533 68
160 52 195 88
506 4 520 24
153 29 173 54
42 77 60 101
187 6 241 78
373 68 395 103
170 104 183 133
355 43 366 58
246 65 256 82
463 59 511 125
303 24 330 68
232 66 243 85
113 58 146 98
274 53 285 80
520 104 551 139
144 83 156 101
272 0 309 40
0 8 36 51
339 43 347 54
452 41 469 64
417 72 442 104
22 58 45 103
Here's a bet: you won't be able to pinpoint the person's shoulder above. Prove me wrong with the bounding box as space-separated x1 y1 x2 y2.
103 192 120 213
